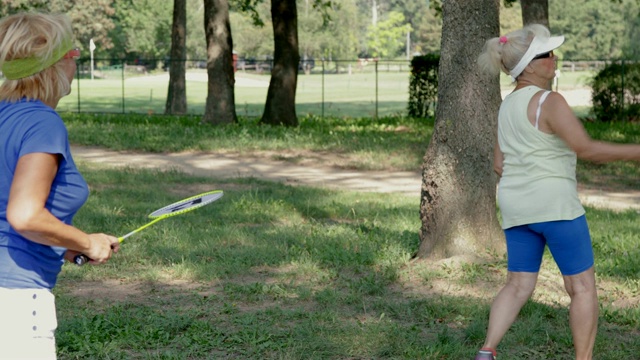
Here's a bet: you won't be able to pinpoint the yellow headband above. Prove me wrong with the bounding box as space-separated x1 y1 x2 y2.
1 36 73 80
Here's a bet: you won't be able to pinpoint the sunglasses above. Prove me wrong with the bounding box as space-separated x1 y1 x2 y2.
532 51 554 60
63 48 81 60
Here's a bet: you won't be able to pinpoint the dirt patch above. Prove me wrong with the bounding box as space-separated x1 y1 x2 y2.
72 146 423 195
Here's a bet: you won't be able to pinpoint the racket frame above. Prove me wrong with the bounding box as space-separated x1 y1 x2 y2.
73 190 223 265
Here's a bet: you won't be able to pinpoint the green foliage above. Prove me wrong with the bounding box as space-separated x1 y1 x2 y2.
186 0 207 60
230 10 274 58
0 0 116 54
621 0 640 59
590 61 640 122
500 1 522 35
551 0 639 60
109 0 172 60
231 0 354 60
49 0 116 53
5 0 640 64
407 54 439 118
0 0 47 15
298 0 359 61
232 0 266 27
388 0 440 56
366 11 412 58
309 0 335 27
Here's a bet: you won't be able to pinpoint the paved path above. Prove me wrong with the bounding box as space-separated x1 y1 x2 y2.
71 146 640 211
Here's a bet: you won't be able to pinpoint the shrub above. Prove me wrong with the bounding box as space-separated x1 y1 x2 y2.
408 54 439 118
591 61 640 122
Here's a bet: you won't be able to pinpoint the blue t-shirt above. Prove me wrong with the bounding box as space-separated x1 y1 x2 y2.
0 99 89 289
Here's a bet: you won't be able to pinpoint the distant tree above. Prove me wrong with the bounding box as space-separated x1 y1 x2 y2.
0 0 45 14
187 0 208 60
110 0 172 60
299 0 360 61
166 0 188 115
229 2 274 58
387 0 439 56
259 0 300 126
48 0 116 54
202 0 238 124
409 0 520 56
417 0 504 259
622 0 640 59
551 0 633 59
366 11 412 58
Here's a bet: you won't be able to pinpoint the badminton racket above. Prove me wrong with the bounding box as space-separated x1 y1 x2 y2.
74 190 224 266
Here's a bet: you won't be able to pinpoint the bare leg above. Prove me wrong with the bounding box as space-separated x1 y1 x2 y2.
482 271 539 349
563 266 598 360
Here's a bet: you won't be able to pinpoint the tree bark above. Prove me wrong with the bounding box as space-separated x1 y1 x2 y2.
520 0 549 27
417 0 504 260
165 0 187 115
259 0 300 127
202 0 237 125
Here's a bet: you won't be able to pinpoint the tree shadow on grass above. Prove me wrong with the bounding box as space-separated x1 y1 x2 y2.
59 167 639 359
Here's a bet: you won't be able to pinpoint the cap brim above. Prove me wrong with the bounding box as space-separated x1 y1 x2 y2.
508 34 565 80
536 35 564 55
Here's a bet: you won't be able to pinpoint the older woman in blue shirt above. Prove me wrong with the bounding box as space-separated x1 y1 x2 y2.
0 12 119 359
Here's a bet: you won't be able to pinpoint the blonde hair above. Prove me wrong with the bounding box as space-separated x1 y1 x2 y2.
477 24 551 78
0 12 74 103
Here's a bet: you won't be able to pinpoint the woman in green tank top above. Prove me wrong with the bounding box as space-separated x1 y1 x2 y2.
473 24 640 360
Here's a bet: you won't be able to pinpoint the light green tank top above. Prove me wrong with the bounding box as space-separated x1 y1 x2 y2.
497 86 584 229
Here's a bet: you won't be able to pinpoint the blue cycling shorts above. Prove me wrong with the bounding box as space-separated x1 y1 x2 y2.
504 215 594 276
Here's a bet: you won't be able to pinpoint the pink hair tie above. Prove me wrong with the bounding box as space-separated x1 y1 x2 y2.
499 36 508 44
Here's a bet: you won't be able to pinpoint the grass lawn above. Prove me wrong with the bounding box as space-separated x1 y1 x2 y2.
52 114 639 359
57 70 411 119
56 68 596 119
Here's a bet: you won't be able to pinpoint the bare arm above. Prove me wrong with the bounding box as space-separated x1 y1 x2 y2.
493 136 504 177
7 153 118 263
542 93 640 163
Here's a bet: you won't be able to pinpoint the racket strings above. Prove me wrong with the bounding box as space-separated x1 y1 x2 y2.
149 191 223 218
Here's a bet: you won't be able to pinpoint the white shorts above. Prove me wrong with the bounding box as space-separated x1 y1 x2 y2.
0 288 57 359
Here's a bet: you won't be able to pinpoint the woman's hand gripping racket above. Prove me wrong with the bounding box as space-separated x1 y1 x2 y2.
74 190 224 266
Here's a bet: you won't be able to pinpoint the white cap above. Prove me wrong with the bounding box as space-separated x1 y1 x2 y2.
509 34 565 81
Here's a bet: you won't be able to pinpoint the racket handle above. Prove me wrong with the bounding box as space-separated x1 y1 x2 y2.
74 254 90 266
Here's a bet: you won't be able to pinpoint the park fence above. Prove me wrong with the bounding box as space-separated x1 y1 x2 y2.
56 58 412 119
1 57 635 118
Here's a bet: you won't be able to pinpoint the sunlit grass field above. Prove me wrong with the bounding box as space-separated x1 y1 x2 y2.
57 69 411 118
51 114 640 359
56 67 596 119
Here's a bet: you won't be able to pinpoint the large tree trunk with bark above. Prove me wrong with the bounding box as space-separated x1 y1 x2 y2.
259 0 300 126
165 0 187 115
202 0 237 125
417 0 504 260
521 0 549 27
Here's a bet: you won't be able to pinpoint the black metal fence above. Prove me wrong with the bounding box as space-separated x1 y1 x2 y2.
56 58 412 118
1 58 634 118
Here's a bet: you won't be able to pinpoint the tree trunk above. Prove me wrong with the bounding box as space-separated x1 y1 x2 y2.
521 0 549 27
165 0 187 115
417 0 504 260
259 0 300 127
202 0 237 125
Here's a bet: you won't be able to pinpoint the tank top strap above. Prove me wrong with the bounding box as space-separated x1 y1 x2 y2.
535 91 551 129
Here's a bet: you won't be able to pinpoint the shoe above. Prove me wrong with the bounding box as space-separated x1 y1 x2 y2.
474 349 496 360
